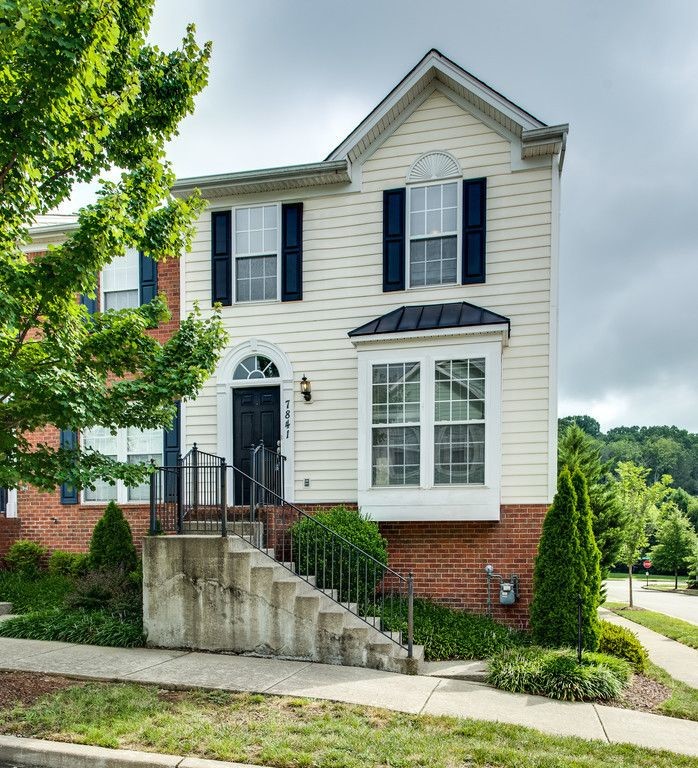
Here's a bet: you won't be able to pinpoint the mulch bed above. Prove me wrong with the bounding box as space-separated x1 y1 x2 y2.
0 671 80 710
608 673 671 712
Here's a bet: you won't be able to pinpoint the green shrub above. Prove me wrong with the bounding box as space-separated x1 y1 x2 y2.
48 550 90 577
487 646 630 701
379 597 527 661
4 540 47 578
598 619 649 672
0 607 143 647
89 501 138 574
530 468 585 648
65 570 141 618
291 506 388 603
0 571 73 613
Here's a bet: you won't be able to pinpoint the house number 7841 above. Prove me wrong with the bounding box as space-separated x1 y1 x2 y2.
284 399 291 439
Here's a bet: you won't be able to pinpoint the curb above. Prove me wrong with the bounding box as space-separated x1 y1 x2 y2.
640 586 698 597
0 734 267 768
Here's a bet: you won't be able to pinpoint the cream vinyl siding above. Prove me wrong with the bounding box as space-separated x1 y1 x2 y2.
183 90 554 504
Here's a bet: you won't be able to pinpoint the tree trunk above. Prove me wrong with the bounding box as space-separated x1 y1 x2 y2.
628 563 633 607
675 569 678 590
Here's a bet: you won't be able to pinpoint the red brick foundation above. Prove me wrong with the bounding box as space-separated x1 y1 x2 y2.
0 516 21 560
379 505 547 629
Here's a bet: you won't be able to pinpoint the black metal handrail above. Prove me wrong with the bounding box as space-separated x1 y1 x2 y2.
149 448 414 657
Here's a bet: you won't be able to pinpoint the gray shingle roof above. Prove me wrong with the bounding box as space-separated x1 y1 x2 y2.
348 302 511 338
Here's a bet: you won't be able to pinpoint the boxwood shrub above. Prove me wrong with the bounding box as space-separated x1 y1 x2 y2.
598 619 649 672
4 540 47 578
291 506 388 603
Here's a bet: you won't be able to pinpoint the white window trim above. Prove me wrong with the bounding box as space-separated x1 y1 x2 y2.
405 178 462 290
231 202 282 304
356 336 502 521
80 427 162 505
100 247 140 312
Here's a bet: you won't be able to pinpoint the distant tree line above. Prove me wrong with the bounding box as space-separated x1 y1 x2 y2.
558 416 698 587
558 416 698 531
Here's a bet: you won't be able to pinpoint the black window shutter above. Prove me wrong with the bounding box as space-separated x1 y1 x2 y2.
79 292 97 315
211 211 232 306
462 177 487 284
281 203 303 302
59 429 78 505
383 188 406 292
139 251 158 305
163 401 181 468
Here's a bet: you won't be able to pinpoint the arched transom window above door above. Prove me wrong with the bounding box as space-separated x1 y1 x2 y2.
233 355 279 380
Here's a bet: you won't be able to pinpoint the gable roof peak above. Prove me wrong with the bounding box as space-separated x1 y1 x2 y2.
327 48 559 166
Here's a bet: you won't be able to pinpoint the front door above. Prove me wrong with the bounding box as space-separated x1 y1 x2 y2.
233 386 281 503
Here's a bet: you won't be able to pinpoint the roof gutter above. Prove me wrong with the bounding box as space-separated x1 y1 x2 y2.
521 123 569 171
172 159 351 196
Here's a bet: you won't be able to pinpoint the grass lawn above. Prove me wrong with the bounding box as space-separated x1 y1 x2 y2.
605 604 698 651
606 573 684 583
0 681 696 768
643 662 698 722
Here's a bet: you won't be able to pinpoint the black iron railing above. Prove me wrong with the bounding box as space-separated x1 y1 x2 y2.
149 447 414 656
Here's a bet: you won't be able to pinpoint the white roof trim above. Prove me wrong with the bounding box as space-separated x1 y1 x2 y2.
326 49 546 163
349 324 510 347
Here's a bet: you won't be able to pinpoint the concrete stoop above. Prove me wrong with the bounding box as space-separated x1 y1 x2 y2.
143 534 423 675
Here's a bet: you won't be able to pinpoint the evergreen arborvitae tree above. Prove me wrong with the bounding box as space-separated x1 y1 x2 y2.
558 424 625 578
572 468 602 650
89 501 138 574
530 467 584 647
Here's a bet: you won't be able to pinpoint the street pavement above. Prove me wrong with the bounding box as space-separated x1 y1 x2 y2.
0 637 696 757
605 578 698 625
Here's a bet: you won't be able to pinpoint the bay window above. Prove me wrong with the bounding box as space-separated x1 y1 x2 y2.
356 338 502 521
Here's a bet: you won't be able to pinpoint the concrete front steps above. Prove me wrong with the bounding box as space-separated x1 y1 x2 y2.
143 533 423 675
229 535 423 675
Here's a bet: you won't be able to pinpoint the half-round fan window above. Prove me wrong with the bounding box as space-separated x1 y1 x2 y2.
406 151 461 184
233 355 279 380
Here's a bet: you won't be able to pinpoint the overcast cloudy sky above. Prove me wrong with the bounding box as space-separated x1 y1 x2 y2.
67 1 698 433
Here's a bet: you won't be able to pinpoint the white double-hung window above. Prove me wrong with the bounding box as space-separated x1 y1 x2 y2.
371 362 421 486
234 204 280 302
408 181 459 287
101 247 140 310
82 426 162 503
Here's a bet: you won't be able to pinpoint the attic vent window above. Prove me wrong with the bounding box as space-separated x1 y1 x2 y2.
406 152 461 184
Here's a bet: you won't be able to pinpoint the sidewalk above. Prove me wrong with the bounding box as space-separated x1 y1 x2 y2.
1 637 697 757
600 607 698 688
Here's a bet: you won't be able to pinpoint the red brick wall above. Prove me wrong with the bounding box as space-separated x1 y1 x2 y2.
0 517 21 560
379 504 547 629
15 258 179 551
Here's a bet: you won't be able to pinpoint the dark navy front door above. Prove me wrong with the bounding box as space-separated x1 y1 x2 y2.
233 386 280 503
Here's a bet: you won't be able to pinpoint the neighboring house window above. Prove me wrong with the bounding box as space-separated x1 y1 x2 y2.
234 204 279 302
408 182 458 287
82 426 162 503
434 359 485 484
233 355 279 380
101 247 139 310
371 362 420 486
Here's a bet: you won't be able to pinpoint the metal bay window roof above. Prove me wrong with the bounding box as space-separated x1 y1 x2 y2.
348 301 511 338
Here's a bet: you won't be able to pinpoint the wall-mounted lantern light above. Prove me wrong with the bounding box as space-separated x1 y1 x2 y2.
300 375 312 402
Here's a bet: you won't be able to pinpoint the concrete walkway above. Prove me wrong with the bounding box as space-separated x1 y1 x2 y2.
600 607 698 688
0 638 697 757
